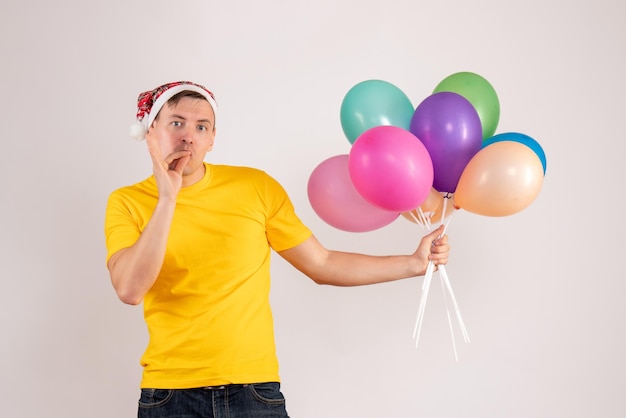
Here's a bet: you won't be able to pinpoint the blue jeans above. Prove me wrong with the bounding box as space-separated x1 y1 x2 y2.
137 382 289 417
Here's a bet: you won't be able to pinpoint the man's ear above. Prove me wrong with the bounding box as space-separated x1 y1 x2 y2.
144 125 152 139
145 119 158 135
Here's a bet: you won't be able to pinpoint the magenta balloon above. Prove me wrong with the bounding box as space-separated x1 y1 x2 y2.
410 92 483 193
307 154 399 232
348 126 434 212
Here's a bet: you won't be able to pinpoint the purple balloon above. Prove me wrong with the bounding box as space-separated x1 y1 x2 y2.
410 92 482 193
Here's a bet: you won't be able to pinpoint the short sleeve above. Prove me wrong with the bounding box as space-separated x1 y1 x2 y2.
104 190 142 264
263 174 312 252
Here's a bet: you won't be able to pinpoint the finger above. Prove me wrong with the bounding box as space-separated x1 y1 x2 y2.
430 224 445 239
146 131 166 168
165 151 192 169
432 257 448 266
429 248 449 262
435 234 448 245
169 154 191 174
431 234 449 251
433 242 450 254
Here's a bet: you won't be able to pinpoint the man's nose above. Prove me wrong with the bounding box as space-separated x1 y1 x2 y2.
181 131 193 144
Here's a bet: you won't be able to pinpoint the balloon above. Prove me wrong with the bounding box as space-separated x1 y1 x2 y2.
454 141 544 217
348 126 433 212
433 72 500 139
482 132 547 175
307 154 399 232
409 92 483 193
402 189 456 225
340 80 414 144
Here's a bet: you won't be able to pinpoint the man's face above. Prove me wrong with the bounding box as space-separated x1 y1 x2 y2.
147 96 216 184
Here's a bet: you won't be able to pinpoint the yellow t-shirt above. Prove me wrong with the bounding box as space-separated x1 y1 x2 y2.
104 163 312 389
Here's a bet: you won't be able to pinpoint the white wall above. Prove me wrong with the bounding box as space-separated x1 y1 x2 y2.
1 0 624 417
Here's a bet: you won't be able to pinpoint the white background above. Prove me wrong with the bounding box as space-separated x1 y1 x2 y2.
1 0 624 417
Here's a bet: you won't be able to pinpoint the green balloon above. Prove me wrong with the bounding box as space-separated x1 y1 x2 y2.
433 72 500 139
340 80 414 144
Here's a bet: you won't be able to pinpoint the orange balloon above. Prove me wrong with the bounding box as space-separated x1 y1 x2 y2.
402 188 456 225
454 141 544 217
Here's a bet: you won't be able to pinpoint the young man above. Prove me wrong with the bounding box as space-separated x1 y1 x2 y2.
105 81 450 417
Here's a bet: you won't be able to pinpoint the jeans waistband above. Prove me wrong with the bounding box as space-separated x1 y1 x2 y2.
202 384 250 390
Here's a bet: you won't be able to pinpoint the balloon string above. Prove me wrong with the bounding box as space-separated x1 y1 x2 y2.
407 208 430 231
412 198 445 345
440 271 458 362
440 264 470 343
439 210 469 344
407 209 421 227
412 205 469 358
442 208 453 236
441 196 448 229
418 207 432 230
438 196 461 361
412 260 435 345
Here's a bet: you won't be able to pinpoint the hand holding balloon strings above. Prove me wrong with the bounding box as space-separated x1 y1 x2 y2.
412 195 470 362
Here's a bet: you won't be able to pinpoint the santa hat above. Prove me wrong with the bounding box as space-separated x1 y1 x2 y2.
130 81 218 140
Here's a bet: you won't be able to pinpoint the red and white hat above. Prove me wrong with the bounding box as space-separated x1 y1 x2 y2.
130 81 218 140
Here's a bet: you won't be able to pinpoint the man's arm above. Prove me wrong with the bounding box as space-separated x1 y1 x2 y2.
107 198 176 305
107 130 191 305
278 225 449 286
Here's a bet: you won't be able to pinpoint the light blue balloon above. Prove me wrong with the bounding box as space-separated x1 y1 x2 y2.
340 80 414 144
483 132 547 175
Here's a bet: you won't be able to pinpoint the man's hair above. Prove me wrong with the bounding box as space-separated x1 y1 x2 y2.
155 90 216 128
167 90 208 107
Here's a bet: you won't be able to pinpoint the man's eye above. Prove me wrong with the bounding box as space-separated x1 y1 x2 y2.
171 121 182 127
197 125 207 132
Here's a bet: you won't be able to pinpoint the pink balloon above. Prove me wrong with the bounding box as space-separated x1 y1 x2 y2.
348 126 434 212
307 154 399 232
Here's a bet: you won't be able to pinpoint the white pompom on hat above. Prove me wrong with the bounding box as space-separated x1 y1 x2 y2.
130 81 218 141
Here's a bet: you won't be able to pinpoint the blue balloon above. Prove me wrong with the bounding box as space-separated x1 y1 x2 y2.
483 132 547 175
